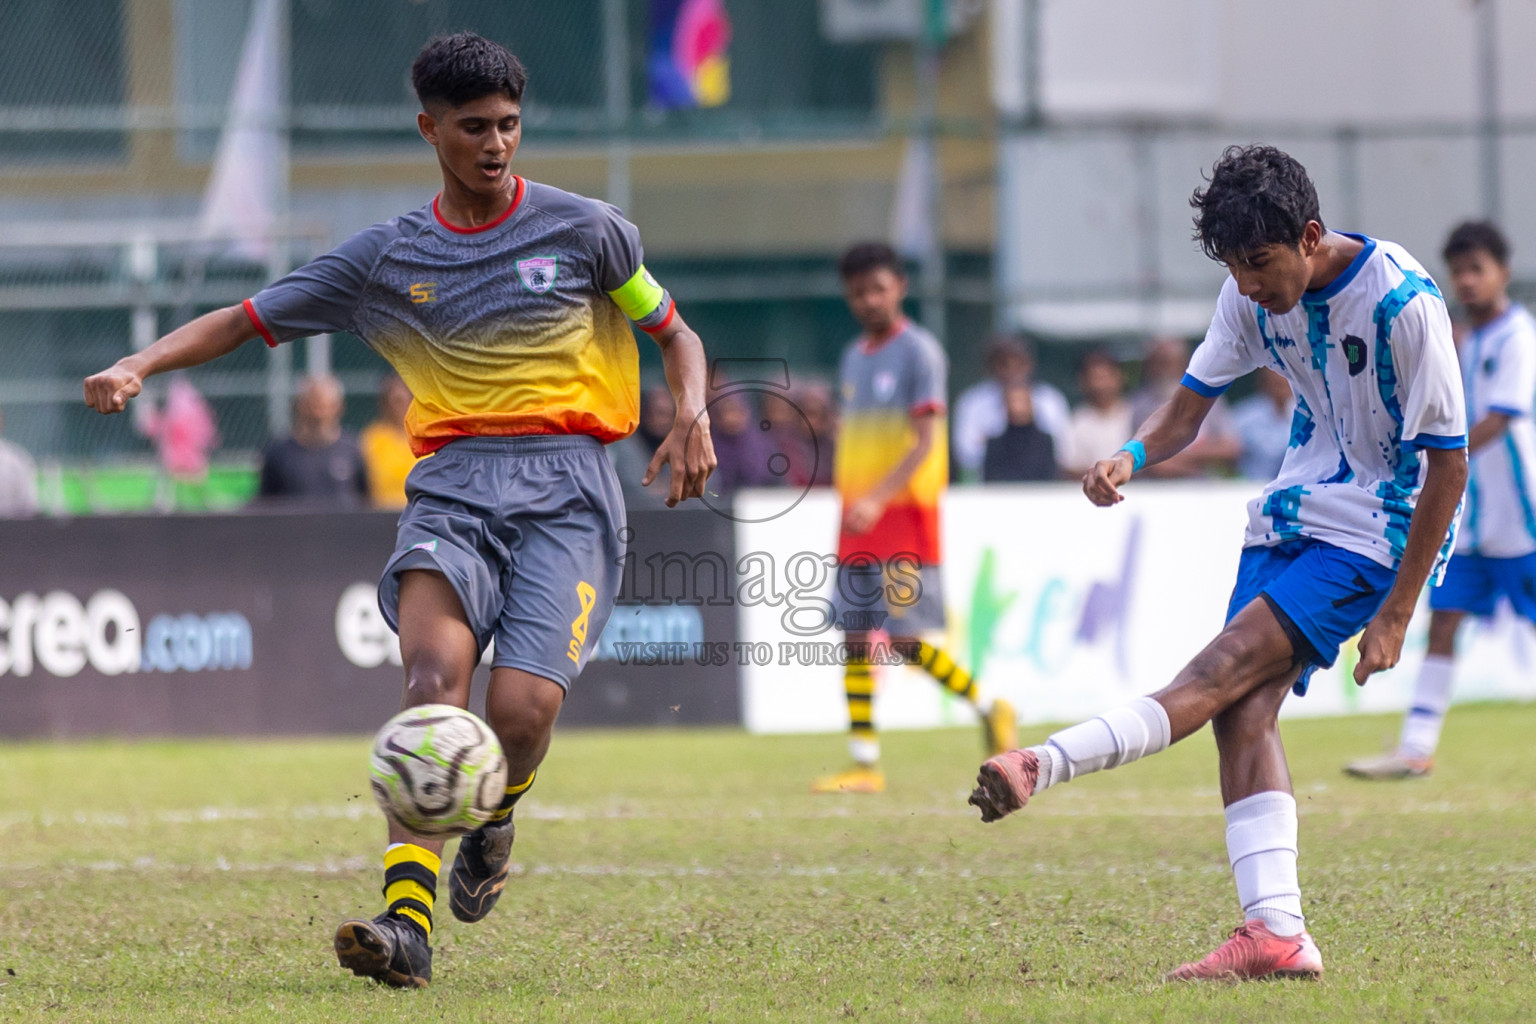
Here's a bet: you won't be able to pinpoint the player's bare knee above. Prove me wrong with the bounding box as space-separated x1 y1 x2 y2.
1212 699 1277 747
402 659 462 707
486 701 556 757
1212 674 1287 742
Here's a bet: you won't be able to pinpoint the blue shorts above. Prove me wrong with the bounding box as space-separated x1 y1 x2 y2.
1226 539 1397 696
377 436 626 690
1429 551 1536 620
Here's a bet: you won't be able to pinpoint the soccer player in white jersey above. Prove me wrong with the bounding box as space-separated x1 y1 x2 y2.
1348 221 1536 779
968 145 1467 981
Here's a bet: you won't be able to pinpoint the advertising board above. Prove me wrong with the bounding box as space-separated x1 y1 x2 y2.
0 506 738 737
736 484 1536 733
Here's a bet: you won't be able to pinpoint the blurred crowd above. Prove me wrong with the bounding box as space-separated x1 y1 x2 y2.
0 332 1303 519
610 329 1297 506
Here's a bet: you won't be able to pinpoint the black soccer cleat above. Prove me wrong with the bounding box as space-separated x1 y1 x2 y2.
449 817 515 923
334 913 432 988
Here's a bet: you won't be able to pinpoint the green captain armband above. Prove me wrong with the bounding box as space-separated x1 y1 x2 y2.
609 265 666 322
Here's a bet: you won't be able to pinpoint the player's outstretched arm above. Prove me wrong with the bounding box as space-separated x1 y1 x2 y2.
1466 411 1513 454
83 305 257 414
1082 386 1216 506
642 313 717 507
1354 445 1468 684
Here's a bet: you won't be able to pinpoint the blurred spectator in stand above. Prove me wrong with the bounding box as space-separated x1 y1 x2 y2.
983 381 1058 482
1129 336 1191 427
1231 367 1296 481
258 375 368 507
1061 348 1134 475
953 336 1069 482
798 380 837 487
762 389 809 488
0 403 38 517
135 375 219 484
762 380 836 488
607 383 674 508
360 373 416 509
1129 335 1240 477
708 386 776 494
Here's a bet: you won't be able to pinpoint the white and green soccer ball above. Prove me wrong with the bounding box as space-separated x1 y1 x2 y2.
369 704 509 838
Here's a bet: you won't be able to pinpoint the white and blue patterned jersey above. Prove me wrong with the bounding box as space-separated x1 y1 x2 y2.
1457 304 1536 558
1185 235 1467 578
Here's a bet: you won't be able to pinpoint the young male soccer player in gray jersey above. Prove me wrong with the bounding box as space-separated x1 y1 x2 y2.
811 242 1016 795
969 146 1466 982
83 33 717 988
242 177 676 452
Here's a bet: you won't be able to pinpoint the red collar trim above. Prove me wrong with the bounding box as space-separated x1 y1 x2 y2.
859 317 910 354
433 177 525 234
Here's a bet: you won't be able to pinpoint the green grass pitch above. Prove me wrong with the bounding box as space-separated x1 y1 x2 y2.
3 706 1534 1023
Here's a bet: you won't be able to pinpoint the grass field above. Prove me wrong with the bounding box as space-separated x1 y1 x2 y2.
3 706 1535 1023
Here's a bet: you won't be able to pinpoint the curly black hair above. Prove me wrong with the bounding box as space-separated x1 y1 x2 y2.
411 32 527 111
1190 145 1323 263
838 241 904 280
1442 219 1510 267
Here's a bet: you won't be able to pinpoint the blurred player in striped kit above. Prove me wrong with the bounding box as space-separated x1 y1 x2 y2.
1348 221 1536 780
811 242 1016 795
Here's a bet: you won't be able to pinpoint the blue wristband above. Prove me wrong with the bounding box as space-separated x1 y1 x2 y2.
1118 440 1146 472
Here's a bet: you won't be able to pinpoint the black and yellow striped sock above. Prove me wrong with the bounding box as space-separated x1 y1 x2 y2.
383 843 440 940
488 770 536 824
911 640 980 705
845 655 877 758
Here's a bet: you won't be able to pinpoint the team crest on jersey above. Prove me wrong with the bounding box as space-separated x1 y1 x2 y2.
873 370 898 401
517 256 559 294
1342 334 1367 376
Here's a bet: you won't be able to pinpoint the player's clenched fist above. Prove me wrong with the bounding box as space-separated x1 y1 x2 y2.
1352 608 1409 686
83 361 144 414
1082 451 1135 507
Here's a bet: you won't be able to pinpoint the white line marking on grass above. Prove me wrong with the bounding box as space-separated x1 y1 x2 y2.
7 857 1536 882
0 796 1526 833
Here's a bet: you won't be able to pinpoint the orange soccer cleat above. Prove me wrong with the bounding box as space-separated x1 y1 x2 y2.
1166 919 1324 982
968 748 1039 823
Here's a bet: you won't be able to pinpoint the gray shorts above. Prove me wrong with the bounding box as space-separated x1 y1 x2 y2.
378 435 625 690
830 560 947 638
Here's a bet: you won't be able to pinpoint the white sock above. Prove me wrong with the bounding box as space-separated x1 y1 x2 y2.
1225 791 1305 936
1030 696 1171 792
1398 654 1454 758
849 737 881 766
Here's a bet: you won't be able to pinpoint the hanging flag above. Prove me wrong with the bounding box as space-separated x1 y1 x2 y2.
648 0 732 109
890 136 936 261
199 0 287 263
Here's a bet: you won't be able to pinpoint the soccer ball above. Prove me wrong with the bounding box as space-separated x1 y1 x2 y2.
369 704 509 838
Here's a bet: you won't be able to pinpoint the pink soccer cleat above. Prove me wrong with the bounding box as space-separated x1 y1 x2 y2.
1166 920 1324 982
968 748 1039 823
